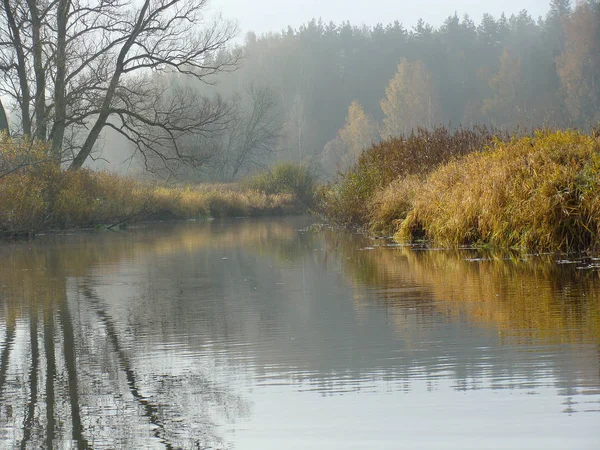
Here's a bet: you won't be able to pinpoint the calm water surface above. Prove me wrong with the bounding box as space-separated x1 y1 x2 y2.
0 217 599 449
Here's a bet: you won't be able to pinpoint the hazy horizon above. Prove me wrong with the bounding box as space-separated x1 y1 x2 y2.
212 0 551 36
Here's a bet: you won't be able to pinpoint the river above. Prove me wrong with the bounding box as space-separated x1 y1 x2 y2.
0 216 599 449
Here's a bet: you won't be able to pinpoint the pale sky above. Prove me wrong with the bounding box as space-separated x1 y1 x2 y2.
211 0 551 36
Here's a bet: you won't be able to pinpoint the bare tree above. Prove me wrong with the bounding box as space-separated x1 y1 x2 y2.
225 84 281 180
0 0 238 170
157 84 282 181
125 75 234 176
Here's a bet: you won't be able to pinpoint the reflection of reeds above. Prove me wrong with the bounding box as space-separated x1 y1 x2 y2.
0 218 313 319
329 234 600 344
407 250 600 344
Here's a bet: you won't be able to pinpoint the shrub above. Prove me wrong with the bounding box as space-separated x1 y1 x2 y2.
319 126 498 226
243 162 316 207
0 137 60 233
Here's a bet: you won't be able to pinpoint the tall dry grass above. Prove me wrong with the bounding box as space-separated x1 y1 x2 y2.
368 175 422 235
0 138 308 236
320 126 600 251
318 126 498 226
397 130 600 250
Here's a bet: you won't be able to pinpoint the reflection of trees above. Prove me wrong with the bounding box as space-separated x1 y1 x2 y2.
0 315 16 409
0 219 292 447
81 282 172 449
1 216 599 445
21 309 38 449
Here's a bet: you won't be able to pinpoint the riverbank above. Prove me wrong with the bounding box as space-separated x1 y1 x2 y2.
0 138 315 237
319 127 600 252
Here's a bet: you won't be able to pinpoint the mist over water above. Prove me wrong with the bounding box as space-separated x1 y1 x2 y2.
0 217 598 448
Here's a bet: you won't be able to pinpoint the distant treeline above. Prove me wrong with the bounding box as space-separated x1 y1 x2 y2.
204 0 599 174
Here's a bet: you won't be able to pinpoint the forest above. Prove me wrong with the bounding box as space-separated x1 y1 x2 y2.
1 0 598 179
193 0 600 177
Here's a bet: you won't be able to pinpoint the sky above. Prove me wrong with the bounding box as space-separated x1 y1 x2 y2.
210 0 551 36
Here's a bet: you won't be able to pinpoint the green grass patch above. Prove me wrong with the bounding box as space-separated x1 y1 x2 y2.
243 162 317 207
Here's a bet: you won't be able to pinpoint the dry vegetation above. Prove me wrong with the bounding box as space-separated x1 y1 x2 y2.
327 237 600 344
0 137 311 236
318 126 499 226
320 127 600 251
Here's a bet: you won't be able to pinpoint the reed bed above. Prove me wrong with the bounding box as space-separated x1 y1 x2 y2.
0 137 310 236
319 126 498 226
397 130 600 250
320 127 600 251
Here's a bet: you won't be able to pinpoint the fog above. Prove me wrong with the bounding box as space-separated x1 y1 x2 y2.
213 0 551 36
2 0 595 180
98 0 594 181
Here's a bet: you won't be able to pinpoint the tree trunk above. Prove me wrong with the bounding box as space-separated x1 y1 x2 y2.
69 0 151 170
50 0 70 160
2 0 31 136
26 0 47 142
0 98 9 136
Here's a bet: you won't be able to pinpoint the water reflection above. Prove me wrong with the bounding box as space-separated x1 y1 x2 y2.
331 235 600 343
0 218 599 448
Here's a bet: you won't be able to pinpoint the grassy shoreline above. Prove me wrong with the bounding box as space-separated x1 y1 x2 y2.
319 127 600 252
0 176 308 238
0 139 315 238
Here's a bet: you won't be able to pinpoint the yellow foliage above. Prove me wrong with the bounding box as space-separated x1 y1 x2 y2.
368 175 422 235
0 138 307 235
380 58 440 137
338 101 379 167
397 130 600 250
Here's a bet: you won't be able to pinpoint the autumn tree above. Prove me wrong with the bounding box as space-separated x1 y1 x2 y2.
482 49 526 126
556 0 600 127
338 101 378 165
380 59 440 137
0 0 237 171
321 101 379 172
